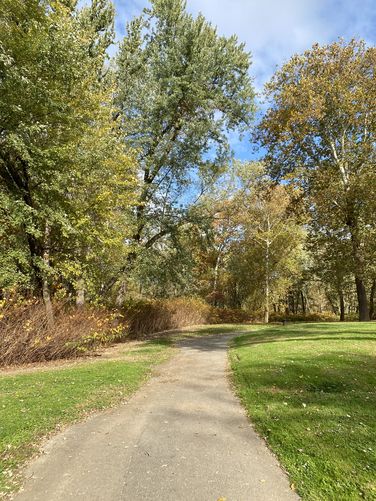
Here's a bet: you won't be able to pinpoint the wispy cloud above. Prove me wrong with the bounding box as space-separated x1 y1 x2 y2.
114 0 375 88
186 0 375 90
112 0 376 157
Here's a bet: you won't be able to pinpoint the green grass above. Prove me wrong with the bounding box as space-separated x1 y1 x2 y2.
0 339 173 496
230 322 376 500
169 323 252 339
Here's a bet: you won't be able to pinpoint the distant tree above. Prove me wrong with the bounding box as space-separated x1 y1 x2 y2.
257 39 376 320
233 168 305 323
185 163 305 319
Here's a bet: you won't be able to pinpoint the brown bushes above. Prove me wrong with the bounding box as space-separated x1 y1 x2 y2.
208 307 253 324
123 297 211 337
123 298 253 338
0 296 254 366
0 299 124 366
269 311 338 323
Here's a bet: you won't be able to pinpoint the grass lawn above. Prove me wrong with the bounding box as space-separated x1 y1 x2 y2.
0 338 173 497
230 322 376 500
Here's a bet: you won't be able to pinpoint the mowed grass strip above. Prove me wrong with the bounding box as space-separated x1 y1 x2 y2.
0 339 173 496
230 322 376 501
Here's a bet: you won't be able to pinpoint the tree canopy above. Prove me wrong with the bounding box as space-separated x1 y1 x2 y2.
0 2 375 323
257 39 376 320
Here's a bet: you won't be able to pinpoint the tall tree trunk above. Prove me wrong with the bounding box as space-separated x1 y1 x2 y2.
264 237 270 324
213 253 221 307
346 207 369 321
115 280 127 307
355 277 369 321
304 291 311 313
42 224 54 328
370 279 376 320
338 288 345 321
300 290 306 315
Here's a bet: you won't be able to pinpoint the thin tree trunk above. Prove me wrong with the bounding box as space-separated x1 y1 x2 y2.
115 280 127 307
213 253 222 307
300 290 306 315
304 291 311 313
370 279 376 320
338 288 345 321
264 235 270 324
42 224 54 328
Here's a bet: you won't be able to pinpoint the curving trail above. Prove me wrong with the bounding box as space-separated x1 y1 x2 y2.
15 334 299 501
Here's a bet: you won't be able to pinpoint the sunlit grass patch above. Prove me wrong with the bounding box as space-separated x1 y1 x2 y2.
230 322 376 500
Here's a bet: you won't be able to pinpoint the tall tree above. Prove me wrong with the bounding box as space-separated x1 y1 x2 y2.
0 0 135 313
114 0 255 291
233 168 305 322
257 39 376 320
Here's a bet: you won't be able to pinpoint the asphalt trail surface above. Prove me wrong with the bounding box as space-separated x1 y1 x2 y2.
15 333 299 501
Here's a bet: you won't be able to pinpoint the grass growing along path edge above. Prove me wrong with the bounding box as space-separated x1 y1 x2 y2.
0 325 250 498
2 322 375 499
0 338 174 497
230 322 376 501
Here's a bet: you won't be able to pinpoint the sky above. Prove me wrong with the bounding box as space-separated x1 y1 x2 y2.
110 0 376 159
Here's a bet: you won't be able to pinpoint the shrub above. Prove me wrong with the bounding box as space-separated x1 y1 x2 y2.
208 307 253 324
269 311 338 323
0 299 124 366
123 298 254 338
123 297 211 337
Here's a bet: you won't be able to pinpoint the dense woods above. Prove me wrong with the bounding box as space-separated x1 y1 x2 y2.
0 0 375 362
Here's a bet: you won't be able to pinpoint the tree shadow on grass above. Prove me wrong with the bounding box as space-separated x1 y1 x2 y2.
231 351 376 499
233 323 376 349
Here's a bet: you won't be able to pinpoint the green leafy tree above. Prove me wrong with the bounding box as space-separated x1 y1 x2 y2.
257 39 376 320
233 169 305 322
114 0 255 293
0 0 136 318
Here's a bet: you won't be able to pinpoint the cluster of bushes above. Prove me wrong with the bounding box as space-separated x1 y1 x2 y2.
1 297 355 367
123 298 255 338
0 296 254 365
269 312 338 323
208 307 253 324
123 298 211 337
0 299 124 366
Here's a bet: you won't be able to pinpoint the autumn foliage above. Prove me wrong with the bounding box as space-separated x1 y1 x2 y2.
0 299 124 366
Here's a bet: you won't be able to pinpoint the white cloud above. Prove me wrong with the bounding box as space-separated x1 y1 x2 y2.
113 0 375 91
185 0 375 90
112 0 375 157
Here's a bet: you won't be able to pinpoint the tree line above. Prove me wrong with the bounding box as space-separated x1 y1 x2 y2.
1 0 375 322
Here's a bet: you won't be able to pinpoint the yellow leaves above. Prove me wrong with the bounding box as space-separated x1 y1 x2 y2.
23 319 32 333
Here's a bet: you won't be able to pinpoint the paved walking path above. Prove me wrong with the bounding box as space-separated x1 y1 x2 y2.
15 334 299 501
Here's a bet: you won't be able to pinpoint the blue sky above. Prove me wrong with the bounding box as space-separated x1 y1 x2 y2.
110 0 376 160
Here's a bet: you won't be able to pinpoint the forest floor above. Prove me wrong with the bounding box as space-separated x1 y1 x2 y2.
6 328 296 501
230 322 376 500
